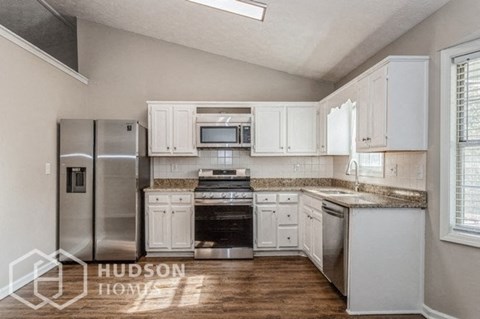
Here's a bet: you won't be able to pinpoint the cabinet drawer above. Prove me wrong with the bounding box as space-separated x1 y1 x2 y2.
278 227 298 247
148 194 169 204
171 194 192 204
278 193 298 203
256 193 277 204
277 206 298 225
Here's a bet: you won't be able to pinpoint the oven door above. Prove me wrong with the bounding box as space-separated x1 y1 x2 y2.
196 124 241 148
194 204 253 259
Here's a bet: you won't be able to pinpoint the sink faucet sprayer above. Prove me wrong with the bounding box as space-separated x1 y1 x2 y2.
345 159 360 192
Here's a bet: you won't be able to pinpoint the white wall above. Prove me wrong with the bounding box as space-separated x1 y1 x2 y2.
336 0 480 317
77 20 334 126
154 150 333 179
0 36 86 290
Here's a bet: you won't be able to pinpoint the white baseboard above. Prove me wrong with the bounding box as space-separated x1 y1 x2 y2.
422 304 458 319
0 262 58 300
145 252 194 258
254 250 303 257
347 309 422 316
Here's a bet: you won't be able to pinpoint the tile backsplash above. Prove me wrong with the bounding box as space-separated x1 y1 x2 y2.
153 150 426 191
333 152 427 191
153 150 334 179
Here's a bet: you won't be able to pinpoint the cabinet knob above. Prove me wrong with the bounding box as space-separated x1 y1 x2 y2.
362 138 366 142
287 198 291 200
280 146 284 150
172 211 175 214
287 237 291 240
366 137 371 141
273 211 276 214
167 146 170 150
179 198 183 201
287 214 291 217
174 146 177 150
288 146 291 150
163 211 166 214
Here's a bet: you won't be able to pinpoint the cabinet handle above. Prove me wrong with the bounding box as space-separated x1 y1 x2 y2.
366 137 371 141
362 138 366 142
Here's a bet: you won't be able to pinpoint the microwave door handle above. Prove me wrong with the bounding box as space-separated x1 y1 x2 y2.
238 125 242 144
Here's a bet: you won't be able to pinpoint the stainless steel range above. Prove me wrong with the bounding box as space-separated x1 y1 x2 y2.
194 169 253 259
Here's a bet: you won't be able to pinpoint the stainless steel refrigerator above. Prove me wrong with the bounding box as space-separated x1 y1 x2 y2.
58 119 150 262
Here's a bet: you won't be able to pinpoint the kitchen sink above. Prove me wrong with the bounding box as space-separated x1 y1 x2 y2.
318 190 355 195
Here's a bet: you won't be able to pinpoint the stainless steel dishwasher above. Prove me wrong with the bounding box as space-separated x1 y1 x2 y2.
322 200 349 296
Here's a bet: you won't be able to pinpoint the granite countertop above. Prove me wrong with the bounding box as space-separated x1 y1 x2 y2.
144 179 197 193
301 188 427 209
144 187 195 193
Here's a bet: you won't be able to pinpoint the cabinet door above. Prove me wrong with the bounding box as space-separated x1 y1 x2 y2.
355 77 370 150
287 106 317 154
148 205 170 249
256 205 277 248
150 106 171 155
253 107 285 154
317 102 328 155
172 106 197 155
369 66 388 148
302 207 312 255
311 210 323 268
170 205 193 249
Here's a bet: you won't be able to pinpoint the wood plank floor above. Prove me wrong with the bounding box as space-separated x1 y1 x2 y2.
0 257 424 319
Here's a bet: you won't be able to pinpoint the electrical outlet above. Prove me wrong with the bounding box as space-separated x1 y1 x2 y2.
294 164 300 172
45 163 51 175
416 165 425 180
387 164 398 177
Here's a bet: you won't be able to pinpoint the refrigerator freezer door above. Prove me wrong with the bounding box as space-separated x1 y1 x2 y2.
59 120 94 261
95 120 138 261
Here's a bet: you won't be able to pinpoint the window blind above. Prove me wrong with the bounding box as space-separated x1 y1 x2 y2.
455 53 480 233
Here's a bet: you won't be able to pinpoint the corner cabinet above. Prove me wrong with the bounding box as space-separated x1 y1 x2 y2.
354 56 429 152
252 104 319 156
145 192 194 255
148 103 197 156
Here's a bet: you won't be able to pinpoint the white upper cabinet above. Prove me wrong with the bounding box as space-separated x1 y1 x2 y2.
326 103 352 155
287 106 317 154
252 104 318 156
317 101 328 155
253 106 285 154
353 56 429 152
148 103 197 156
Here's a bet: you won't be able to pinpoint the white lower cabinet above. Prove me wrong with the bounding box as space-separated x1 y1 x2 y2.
301 201 323 270
145 192 194 253
255 192 299 250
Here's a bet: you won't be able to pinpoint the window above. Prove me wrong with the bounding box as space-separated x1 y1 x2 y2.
349 104 385 177
440 38 480 248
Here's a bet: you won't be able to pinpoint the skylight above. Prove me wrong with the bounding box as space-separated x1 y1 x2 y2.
187 0 267 21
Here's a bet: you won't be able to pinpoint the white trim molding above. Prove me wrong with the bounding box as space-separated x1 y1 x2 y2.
422 304 458 319
439 38 480 248
0 24 88 85
0 262 57 300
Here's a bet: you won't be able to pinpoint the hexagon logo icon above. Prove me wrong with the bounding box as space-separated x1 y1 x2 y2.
9 249 88 310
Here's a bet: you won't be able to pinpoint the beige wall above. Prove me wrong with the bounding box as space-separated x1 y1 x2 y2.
0 36 86 290
77 20 334 126
336 0 480 317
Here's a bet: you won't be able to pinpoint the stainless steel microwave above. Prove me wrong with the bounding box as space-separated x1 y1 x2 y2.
196 114 252 148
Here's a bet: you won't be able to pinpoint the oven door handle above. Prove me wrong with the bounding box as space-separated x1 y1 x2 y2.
195 200 253 207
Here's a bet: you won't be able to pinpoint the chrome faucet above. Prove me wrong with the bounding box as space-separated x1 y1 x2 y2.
345 159 360 192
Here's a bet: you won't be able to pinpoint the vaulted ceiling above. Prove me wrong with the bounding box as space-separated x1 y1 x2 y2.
47 0 449 82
